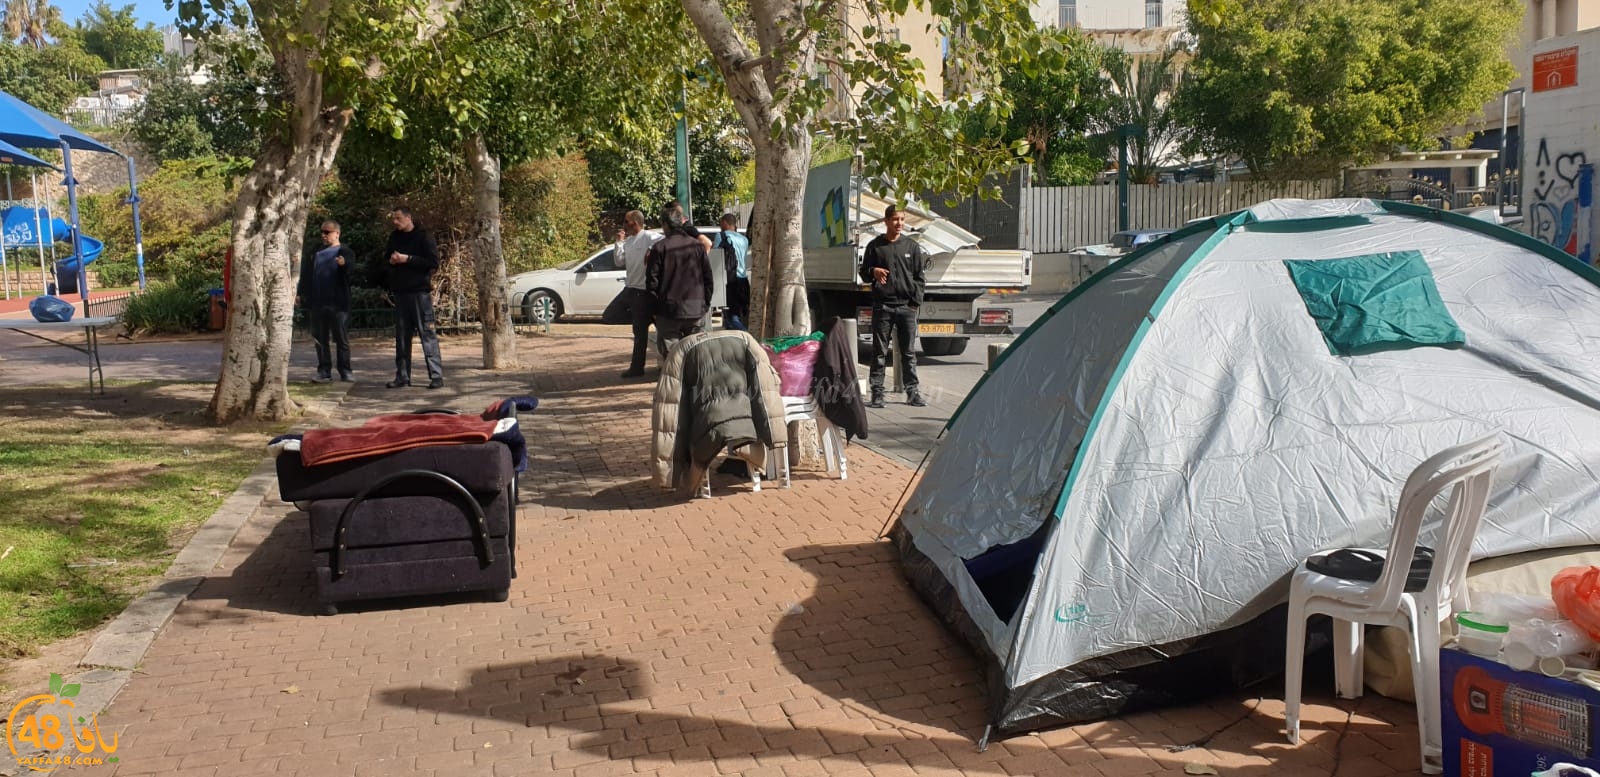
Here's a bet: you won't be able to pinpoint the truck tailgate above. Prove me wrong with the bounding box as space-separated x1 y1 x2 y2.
928 248 1030 288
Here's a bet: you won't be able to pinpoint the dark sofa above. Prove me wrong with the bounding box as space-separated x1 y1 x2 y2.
275 424 519 615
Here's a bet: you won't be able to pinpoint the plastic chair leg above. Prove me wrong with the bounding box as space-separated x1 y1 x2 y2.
1408 605 1445 774
1332 618 1365 699
1284 594 1308 744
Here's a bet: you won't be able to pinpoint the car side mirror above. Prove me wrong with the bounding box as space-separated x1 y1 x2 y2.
575 266 589 275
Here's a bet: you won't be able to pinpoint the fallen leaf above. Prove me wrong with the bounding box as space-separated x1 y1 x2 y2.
1185 764 1219 776
281 685 301 694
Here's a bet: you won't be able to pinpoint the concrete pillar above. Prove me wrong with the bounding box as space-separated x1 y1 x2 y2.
1542 0 1557 40
987 341 1009 371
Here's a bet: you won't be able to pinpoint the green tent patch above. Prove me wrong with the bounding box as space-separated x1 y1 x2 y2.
1284 250 1466 356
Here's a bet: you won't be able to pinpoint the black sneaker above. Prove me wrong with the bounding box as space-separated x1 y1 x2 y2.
620 369 645 379
338 372 353 382
385 379 409 389
311 374 332 384
426 378 445 390
867 393 886 409
907 393 927 407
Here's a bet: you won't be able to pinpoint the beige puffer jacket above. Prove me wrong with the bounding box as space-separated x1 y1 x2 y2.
651 330 786 495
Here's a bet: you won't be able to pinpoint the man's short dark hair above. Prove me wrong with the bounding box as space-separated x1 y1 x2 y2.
884 204 899 219
720 212 739 228
321 220 340 231
391 206 413 218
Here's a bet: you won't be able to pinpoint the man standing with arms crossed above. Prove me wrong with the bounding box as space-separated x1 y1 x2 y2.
607 209 662 379
297 220 355 383
859 204 927 408
383 206 445 389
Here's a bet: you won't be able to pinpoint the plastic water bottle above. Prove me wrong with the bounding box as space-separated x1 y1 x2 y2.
1503 619 1596 672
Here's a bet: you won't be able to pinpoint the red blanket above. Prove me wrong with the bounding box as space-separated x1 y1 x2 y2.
298 414 499 467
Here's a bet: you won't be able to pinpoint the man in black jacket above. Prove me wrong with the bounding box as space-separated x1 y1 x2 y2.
296 220 354 383
859 204 927 407
382 207 445 389
645 201 713 358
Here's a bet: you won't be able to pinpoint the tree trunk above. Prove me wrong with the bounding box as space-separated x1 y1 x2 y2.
679 0 817 339
464 133 518 369
208 69 349 424
746 129 812 338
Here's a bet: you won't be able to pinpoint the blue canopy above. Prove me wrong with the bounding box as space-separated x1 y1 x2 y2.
0 137 53 168
0 90 117 153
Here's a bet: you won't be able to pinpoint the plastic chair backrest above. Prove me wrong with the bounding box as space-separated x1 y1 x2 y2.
1363 434 1505 613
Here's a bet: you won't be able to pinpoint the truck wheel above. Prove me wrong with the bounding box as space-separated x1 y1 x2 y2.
920 337 968 357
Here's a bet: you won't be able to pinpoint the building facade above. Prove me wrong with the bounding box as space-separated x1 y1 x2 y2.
1030 0 1184 31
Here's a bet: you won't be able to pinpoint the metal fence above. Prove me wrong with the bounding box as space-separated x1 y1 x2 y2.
1019 179 1341 253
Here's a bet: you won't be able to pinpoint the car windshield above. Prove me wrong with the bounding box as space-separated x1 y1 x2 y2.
555 256 587 271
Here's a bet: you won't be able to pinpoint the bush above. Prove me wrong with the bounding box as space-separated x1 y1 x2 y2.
501 155 597 275
77 155 241 285
122 279 211 334
95 260 139 287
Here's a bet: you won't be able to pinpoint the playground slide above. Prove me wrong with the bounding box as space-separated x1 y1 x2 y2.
1 206 104 272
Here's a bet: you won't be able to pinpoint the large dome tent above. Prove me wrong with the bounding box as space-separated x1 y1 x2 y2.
891 198 1600 739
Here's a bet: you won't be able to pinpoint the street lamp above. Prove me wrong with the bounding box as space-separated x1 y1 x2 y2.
1116 123 1141 232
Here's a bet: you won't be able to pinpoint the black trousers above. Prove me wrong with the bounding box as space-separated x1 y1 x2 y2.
725 277 751 329
603 287 655 372
393 291 444 384
308 307 351 377
869 304 918 393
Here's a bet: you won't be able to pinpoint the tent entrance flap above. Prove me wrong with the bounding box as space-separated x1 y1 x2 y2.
963 521 1053 624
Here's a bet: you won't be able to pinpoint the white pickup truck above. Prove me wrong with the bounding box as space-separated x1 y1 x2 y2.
801 159 1032 356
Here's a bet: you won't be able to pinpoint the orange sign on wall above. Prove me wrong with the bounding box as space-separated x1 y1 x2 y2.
1534 46 1579 92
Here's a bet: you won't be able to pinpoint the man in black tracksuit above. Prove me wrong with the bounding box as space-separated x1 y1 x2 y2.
859 204 927 407
645 201 713 358
382 206 445 389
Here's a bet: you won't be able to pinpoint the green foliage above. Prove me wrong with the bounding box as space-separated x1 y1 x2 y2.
958 28 1114 186
821 0 1049 200
75 1 161 69
131 45 272 161
501 155 597 274
587 128 750 223
94 259 138 286
121 276 213 333
0 32 106 114
78 156 240 284
1176 0 1522 176
1097 46 1186 183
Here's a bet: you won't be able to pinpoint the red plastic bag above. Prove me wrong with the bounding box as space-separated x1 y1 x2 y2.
762 339 821 397
1551 566 1600 641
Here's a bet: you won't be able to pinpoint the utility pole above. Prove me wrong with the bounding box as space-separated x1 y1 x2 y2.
674 76 692 217
1116 124 1139 232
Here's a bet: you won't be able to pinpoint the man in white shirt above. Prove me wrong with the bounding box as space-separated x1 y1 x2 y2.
603 209 663 378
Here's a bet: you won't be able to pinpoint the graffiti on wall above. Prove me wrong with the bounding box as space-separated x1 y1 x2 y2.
1529 138 1594 262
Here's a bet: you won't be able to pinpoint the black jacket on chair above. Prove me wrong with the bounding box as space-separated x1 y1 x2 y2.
811 316 869 441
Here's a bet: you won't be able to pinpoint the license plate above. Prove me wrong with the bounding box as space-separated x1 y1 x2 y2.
918 323 957 335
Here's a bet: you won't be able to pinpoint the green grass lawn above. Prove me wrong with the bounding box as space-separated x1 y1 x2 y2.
0 381 333 670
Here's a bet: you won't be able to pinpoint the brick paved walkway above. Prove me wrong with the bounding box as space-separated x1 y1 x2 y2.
52 334 1424 776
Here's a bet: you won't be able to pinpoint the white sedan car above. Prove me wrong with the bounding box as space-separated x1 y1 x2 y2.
507 227 723 324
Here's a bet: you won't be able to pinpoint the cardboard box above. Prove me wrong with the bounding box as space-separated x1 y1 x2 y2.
1441 646 1600 776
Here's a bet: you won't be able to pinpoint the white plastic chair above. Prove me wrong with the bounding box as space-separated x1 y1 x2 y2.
768 395 848 488
1283 434 1505 775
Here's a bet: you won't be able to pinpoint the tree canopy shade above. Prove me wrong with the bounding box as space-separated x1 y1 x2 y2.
1174 0 1521 177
